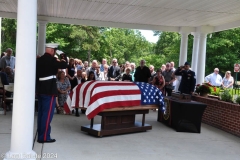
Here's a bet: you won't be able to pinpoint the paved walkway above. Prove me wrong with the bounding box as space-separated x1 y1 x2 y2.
1 111 240 160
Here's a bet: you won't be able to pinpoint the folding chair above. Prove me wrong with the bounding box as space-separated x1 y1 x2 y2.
3 84 14 115
0 79 4 112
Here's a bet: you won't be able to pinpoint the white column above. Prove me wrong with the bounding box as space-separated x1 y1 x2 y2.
37 21 47 56
179 32 189 66
0 17 2 53
191 32 200 74
4 0 37 160
196 33 208 85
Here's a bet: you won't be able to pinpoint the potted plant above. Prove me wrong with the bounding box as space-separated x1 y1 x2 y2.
195 83 211 97
220 89 233 102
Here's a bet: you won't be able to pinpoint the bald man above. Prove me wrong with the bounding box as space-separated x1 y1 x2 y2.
0 48 15 71
134 60 151 83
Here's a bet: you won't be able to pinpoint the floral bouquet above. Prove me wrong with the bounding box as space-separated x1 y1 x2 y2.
195 83 212 95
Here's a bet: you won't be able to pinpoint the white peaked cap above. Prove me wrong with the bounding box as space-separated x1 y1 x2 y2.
56 50 64 55
45 43 59 49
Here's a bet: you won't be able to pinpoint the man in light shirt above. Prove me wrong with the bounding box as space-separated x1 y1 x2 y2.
170 61 176 90
100 58 107 72
204 68 222 86
130 63 136 81
72 69 86 117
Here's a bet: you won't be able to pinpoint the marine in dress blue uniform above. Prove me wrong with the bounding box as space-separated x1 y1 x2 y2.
36 43 67 143
174 62 196 94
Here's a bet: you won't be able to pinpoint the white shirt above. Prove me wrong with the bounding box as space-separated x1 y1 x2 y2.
205 73 222 86
171 68 176 86
96 72 108 81
76 76 82 84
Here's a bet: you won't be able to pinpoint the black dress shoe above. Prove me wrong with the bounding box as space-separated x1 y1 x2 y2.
75 112 80 117
37 139 56 143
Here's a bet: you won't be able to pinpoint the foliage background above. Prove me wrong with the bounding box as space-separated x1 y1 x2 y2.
1 18 240 79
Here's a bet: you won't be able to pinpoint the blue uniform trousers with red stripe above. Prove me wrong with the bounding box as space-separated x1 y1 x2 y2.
37 95 56 141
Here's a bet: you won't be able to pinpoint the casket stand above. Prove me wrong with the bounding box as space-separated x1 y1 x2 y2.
64 81 164 137
80 105 158 137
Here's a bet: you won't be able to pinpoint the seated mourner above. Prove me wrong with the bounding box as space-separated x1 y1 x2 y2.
56 71 71 114
0 71 10 94
0 70 11 110
5 66 14 83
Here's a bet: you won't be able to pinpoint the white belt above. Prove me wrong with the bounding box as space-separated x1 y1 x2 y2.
39 75 56 81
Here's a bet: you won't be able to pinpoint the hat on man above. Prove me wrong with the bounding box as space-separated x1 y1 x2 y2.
76 65 83 70
184 62 190 66
56 50 64 55
45 43 59 49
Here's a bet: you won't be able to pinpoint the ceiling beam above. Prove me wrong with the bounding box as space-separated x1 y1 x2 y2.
214 20 240 32
38 15 181 32
0 11 183 32
0 11 16 19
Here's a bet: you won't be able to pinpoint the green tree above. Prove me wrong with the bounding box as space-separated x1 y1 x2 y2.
155 32 181 66
1 18 17 54
70 25 100 65
98 28 152 65
206 28 240 77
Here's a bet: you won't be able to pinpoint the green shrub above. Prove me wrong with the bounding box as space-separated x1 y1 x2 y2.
235 96 240 104
220 90 233 102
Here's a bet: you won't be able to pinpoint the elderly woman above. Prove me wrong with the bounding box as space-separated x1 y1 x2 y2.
152 69 165 94
122 67 132 81
95 64 109 81
103 64 109 81
82 71 87 81
56 71 71 114
75 59 83 70
222 71 234 89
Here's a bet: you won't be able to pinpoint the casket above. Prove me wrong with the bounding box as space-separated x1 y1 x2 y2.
64 81 164 137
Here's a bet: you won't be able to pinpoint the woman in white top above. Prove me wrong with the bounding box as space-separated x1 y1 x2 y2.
96 64 109 81
222 71 234 89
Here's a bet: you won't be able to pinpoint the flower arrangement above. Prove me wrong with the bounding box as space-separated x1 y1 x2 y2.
195 83 212 95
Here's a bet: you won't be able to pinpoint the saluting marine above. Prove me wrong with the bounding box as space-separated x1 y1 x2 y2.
174 62 196 94
36 43 67 143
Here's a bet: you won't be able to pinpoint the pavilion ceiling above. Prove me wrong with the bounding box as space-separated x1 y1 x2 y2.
0 0 240 32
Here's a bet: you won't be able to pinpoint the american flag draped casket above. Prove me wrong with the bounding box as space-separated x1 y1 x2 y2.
64 81 165 119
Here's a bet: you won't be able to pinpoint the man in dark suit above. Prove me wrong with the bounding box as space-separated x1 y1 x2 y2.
71 69 86 117
36 43 67 143
72 69 86 89
134 59 151 83
174 62 196 94
107 58 121 81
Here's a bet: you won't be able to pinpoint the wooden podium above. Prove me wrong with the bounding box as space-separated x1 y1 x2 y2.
81 105 157 137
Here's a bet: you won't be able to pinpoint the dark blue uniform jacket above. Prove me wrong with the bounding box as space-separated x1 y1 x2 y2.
36 53 67 96
175 68 196 94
